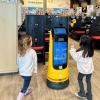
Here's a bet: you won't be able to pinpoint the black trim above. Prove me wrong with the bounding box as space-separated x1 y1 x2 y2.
47 79 69 89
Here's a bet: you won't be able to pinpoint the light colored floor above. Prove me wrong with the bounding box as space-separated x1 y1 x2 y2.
0 38 100 100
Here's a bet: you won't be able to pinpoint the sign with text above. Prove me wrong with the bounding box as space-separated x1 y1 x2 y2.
24 0 44 7
47 0 70 8
23 0 70 8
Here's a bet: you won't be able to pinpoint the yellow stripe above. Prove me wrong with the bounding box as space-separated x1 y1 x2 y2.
47 77 68 82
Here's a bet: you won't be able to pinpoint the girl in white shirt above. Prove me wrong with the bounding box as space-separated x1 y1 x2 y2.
17 34 37 100
70 35 94 100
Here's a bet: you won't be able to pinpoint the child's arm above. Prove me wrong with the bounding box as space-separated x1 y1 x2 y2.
33 51 37 75
17 54 19 69
69 42 78 61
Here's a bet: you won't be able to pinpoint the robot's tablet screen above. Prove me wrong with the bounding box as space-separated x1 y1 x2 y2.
54 28 67 35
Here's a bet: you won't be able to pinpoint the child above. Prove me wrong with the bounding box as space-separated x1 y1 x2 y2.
70 35 94 100
17 34 37 100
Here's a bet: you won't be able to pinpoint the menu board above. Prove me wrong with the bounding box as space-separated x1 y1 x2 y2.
47 0 70 8
24 0 44 7
23 0 70 16
0 0 16 3
23 0 70 8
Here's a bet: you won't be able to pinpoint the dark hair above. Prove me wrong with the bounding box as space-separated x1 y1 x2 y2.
77 35 94 57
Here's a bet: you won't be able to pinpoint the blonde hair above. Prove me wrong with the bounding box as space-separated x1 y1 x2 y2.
18 34 32 56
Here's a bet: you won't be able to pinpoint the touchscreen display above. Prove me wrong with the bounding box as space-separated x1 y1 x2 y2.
53 42 67 65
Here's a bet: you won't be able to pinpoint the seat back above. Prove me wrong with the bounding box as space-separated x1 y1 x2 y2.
26 15 45 47
90 16 100 36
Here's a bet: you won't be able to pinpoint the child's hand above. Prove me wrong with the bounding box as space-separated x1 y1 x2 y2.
33 72 37 77
33 73 38 87
70 42 75 48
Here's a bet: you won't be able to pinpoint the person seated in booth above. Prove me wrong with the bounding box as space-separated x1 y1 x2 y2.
96 1 100 8
95 1 100 16
73 3 79 12
70 3 79 16
81 1 88 16
72 3 79 16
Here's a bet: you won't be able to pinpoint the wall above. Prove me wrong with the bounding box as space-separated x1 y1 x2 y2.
0 3 17 73
17 2 23 26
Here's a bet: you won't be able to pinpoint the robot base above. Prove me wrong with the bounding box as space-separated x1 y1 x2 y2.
47 79 69 89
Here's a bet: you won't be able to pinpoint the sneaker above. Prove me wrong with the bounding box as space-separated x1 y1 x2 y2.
86 92 92 100
75 92 87 100
24 88 32 96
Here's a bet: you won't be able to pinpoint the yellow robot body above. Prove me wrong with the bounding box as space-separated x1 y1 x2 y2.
47 28 69 89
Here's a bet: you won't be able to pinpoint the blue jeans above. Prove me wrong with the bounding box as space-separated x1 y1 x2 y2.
21 76 32 93
78 72 92 100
